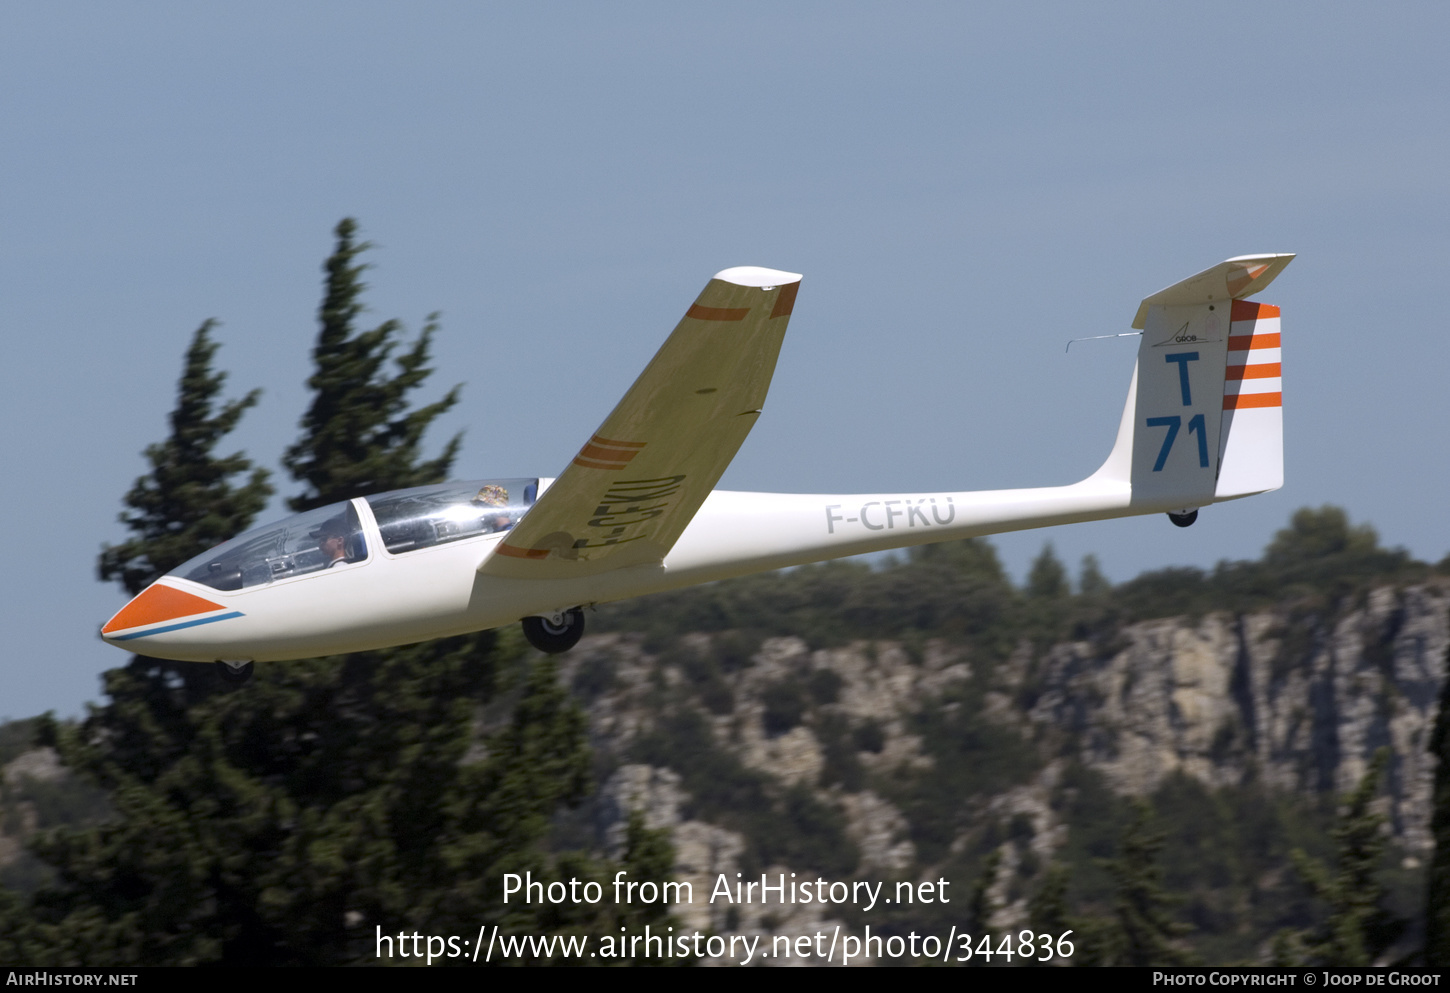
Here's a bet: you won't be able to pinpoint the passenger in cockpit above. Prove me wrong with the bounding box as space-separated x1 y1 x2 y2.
472 484 514 533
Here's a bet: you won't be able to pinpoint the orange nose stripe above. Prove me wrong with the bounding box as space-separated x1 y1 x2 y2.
102 584 227 635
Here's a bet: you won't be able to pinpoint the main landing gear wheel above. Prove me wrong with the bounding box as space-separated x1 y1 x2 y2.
218 660 254 685
522 608 585 654
1167 510 1199 528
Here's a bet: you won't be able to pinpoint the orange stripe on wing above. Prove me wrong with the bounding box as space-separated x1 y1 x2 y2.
1230 300 1281 322
1226 363 1282 381
770 281 799 319
686 304 750 321
495 543 550 560
1223 392 1282 410
591 435 645 449
571 435 646 470
578 443 639 464
1226 332 1281 351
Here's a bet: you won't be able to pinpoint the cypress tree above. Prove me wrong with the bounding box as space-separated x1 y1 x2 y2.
98 320 272 596
8 224 618 965
283 217 461 511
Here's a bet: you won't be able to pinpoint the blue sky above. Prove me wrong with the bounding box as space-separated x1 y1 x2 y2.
4 2 1447 718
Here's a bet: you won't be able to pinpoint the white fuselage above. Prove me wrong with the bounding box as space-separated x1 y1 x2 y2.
102 468 1158 664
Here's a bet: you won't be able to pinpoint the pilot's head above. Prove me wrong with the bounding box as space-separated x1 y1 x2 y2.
310 517 351 563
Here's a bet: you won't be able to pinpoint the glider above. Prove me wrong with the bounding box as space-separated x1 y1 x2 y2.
101 256 1294 682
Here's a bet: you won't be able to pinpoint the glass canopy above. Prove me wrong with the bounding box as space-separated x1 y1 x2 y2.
167 479 538 591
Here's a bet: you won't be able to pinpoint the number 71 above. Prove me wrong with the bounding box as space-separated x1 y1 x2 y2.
1145 414 1208 471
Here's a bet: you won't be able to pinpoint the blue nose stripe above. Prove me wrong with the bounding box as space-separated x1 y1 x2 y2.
108 611 246 641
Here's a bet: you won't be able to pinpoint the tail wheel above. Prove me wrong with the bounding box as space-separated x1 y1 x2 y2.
218 660 254 684
1167 510 1199 528
522 608 585 654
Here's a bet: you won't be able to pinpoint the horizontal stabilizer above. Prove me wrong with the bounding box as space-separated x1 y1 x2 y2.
1131 254 1295 329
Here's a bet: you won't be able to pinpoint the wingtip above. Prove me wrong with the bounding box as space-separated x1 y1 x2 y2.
713 266 802 288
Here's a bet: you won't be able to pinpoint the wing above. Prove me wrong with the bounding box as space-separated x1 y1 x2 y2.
480 266 802 580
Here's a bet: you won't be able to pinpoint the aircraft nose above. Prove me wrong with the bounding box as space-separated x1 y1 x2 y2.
100 583 239 645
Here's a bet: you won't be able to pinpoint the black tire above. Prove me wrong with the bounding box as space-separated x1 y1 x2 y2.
522 609 585 654
217 660 254 684
1167 510 1199 528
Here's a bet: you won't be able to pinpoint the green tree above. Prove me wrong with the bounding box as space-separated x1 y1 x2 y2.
98 320 272 596
1026 863 1076 966
1028 543 1069 600
969 849 1002 932
4 223 623 966
92 321 275 710
1265 506 1380 569
1427 648 1450 966
1261 506 1415 591
1282 749 1404 967
18 641 600 965
1082 800 1197 966
1078 554 1111 598
283 218 461 511
1028 862 1072 935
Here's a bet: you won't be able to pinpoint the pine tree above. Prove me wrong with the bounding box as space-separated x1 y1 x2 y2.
1078 554 1111 598
1028 543 1069 600
1090 800 1198 966
98 320 272 596
968 849 1002 932
1026 862 1075 965
1285 749 1404 967
283 218 461 511
1028 862 1073 935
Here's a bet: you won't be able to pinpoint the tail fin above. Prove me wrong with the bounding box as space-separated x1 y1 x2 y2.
1214 300 1283 500
1091 254 1293 512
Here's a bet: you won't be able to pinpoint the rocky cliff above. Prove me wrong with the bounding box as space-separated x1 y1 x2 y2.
566 581 1450 955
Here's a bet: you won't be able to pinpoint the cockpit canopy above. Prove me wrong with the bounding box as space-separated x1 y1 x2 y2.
366 479 536 554
170 479 538 591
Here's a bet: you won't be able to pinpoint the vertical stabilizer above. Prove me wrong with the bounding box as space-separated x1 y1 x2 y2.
1128 300 1230 510
1090 255 1293 512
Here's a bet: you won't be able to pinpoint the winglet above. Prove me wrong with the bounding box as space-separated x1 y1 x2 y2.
1131 254 1294 329
713 266 802 288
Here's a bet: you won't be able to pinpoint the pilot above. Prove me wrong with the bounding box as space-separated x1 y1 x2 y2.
472 484 513 533
310 516 353 566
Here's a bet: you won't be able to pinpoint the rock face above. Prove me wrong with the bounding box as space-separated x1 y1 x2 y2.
0 747 67 880
561 583 1450 953
1024 585 1450 853
4 582 1445 961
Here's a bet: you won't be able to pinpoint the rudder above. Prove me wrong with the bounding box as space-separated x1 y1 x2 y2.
1215 300 1283 500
